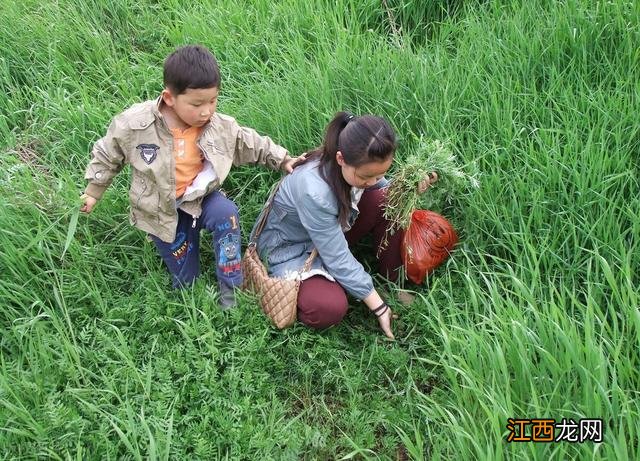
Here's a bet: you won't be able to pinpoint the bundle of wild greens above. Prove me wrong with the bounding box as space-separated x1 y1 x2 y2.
384 137 479 236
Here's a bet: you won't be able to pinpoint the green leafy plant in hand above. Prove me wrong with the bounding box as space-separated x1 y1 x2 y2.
384 137 480 236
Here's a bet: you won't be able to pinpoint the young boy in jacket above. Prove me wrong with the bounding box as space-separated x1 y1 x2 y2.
80 45 297 308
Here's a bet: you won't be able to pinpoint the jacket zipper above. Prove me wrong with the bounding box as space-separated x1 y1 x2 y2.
159 117 178 228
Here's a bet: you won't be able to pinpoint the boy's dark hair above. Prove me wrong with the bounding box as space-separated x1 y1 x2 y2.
163 45 220 95
295 112 396 226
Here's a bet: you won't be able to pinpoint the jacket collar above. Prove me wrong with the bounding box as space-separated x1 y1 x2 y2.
153 95 164 118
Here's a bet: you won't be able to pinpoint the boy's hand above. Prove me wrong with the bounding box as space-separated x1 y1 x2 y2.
80 194 97 213
418 171 438 194
281 153 308 174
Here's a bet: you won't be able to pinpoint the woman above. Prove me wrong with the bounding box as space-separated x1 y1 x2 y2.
251 112 436 338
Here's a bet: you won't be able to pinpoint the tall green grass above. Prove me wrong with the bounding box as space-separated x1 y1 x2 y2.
1 0 638 458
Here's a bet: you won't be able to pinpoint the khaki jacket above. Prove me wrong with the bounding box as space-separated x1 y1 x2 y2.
84 98 289 242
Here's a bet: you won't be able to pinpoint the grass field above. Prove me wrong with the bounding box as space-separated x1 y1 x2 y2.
1 0 638 459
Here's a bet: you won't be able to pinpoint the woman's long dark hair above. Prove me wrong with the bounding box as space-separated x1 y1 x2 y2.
295 112 397 226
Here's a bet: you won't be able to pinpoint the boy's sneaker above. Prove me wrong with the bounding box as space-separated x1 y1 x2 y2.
218 282 237 310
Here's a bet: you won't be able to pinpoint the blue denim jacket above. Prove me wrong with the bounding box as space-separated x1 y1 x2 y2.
251 159 387 299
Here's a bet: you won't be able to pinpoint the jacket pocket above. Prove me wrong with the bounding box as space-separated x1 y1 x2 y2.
129 173 159 222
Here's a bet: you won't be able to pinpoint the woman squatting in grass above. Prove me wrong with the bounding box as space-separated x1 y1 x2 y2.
252 112 436 338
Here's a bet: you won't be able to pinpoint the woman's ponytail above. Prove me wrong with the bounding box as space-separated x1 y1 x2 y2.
324 111 354 159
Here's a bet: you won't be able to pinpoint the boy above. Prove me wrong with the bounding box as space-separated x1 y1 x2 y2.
80 45 298 308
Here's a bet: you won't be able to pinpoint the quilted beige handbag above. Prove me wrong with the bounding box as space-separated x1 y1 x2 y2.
242 179 317 329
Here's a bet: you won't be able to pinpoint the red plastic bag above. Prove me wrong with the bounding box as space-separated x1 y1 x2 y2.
401 210 458 284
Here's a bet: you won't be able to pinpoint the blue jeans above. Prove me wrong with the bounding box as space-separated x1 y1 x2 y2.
150 191 243 289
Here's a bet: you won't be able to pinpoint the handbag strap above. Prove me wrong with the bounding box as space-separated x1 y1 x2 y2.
302 248 318 271
250 176 318 268
250 177 286 243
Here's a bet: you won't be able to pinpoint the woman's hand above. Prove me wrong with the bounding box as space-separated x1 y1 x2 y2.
376 307 395 340
417 171 438 193
364 290 395 339
281 153 308 174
